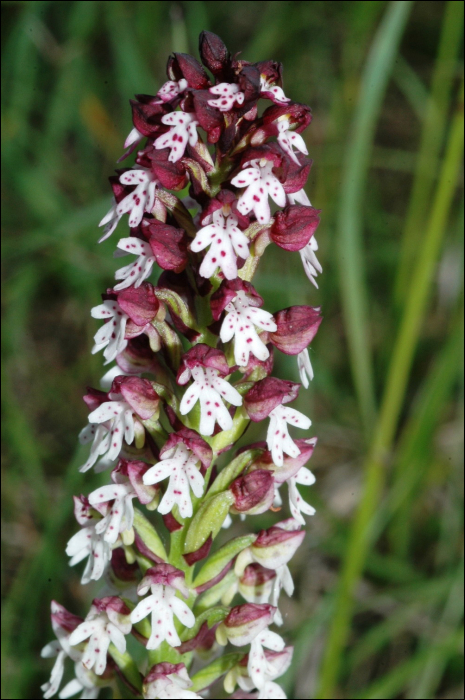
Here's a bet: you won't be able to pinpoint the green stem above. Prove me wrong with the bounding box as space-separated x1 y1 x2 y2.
316 78 464 699
394 0 464 305
336 0 413 438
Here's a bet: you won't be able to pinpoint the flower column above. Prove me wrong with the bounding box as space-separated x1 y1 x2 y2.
42 31 323 700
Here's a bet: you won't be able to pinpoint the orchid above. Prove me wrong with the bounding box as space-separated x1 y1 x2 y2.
231 159 286 224
44 31 324 700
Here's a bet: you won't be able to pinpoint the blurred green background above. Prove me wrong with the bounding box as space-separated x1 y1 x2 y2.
1 1 463 698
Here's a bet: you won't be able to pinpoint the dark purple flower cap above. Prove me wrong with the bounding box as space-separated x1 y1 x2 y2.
269 305 322 354
142 219 188 272
210 279 264 321
199 31 232 79
50 600 83 634
176 344 231 385
148 147 189 191
110 376 160 420
167 52 211 90
244 377 300 422
230 470 275 515
270 205 321 252
160 427 213 470
129 96 171 138
113 459 159 505
116 282 160 327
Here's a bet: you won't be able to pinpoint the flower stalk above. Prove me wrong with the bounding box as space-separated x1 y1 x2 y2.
43 31 322 700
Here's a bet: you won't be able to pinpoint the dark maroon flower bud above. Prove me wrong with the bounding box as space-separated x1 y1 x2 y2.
199 31 231 77
183 533 213 565
239 563 277 602
112 376 160 420
129 96 169 138
114 459 159 504
167 53 210 90
148 148 189 190
110 548 139 583
239 143 284 171
255 60 284 88
230 470 275 515
117 283 160 327
178 620 219 653
269 305 322 354
210 279 264 321
220 603 276 646
249 437 317 484
141 219 188 272
50 600 83 634
244 377 300 422
160 428 212 470
283 154 312 193
138 563 188 597
251 524 305 569
92 595 131 618
192 90 224 143
144 663 196 699
237 65 261 111
270 205 321 252
177 344 231 385
82 387 107 412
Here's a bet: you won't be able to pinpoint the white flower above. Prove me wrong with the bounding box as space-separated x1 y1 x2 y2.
190 209 249 280
41 605 82 700
69 606 130 676
144 665 203 699
286 191 322 287
277 118 308 165
287 188 311 207
220 291 276 366
66 524 112 584
266 404 311 467
130 582 195 650
208 82 245 111
231 159 286 224
154 78 188 104
118 127 144 162
260 76 290 104
297 348 314 388
98 168 157 240
269 565 294 626
113 238 156 291
287 466 316 525
154 112 199 163
180 366 242 436
143 443 204 519
79 398 135 472
91 300 128 364
300 235 322 288
248 628 286 690
57 663 100 699
88 483 136 544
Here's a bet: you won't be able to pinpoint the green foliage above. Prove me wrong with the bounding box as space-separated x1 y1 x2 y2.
2 2 463 699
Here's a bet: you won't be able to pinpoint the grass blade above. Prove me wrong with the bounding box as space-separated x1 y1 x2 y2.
394 0 464 303
317 76 464 700
336 0 413 436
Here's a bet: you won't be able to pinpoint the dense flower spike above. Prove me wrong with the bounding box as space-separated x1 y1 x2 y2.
44 31 323 700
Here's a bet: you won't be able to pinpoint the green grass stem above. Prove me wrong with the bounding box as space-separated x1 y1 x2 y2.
336 0 413 436
317 78 464 699
394 0 464 304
